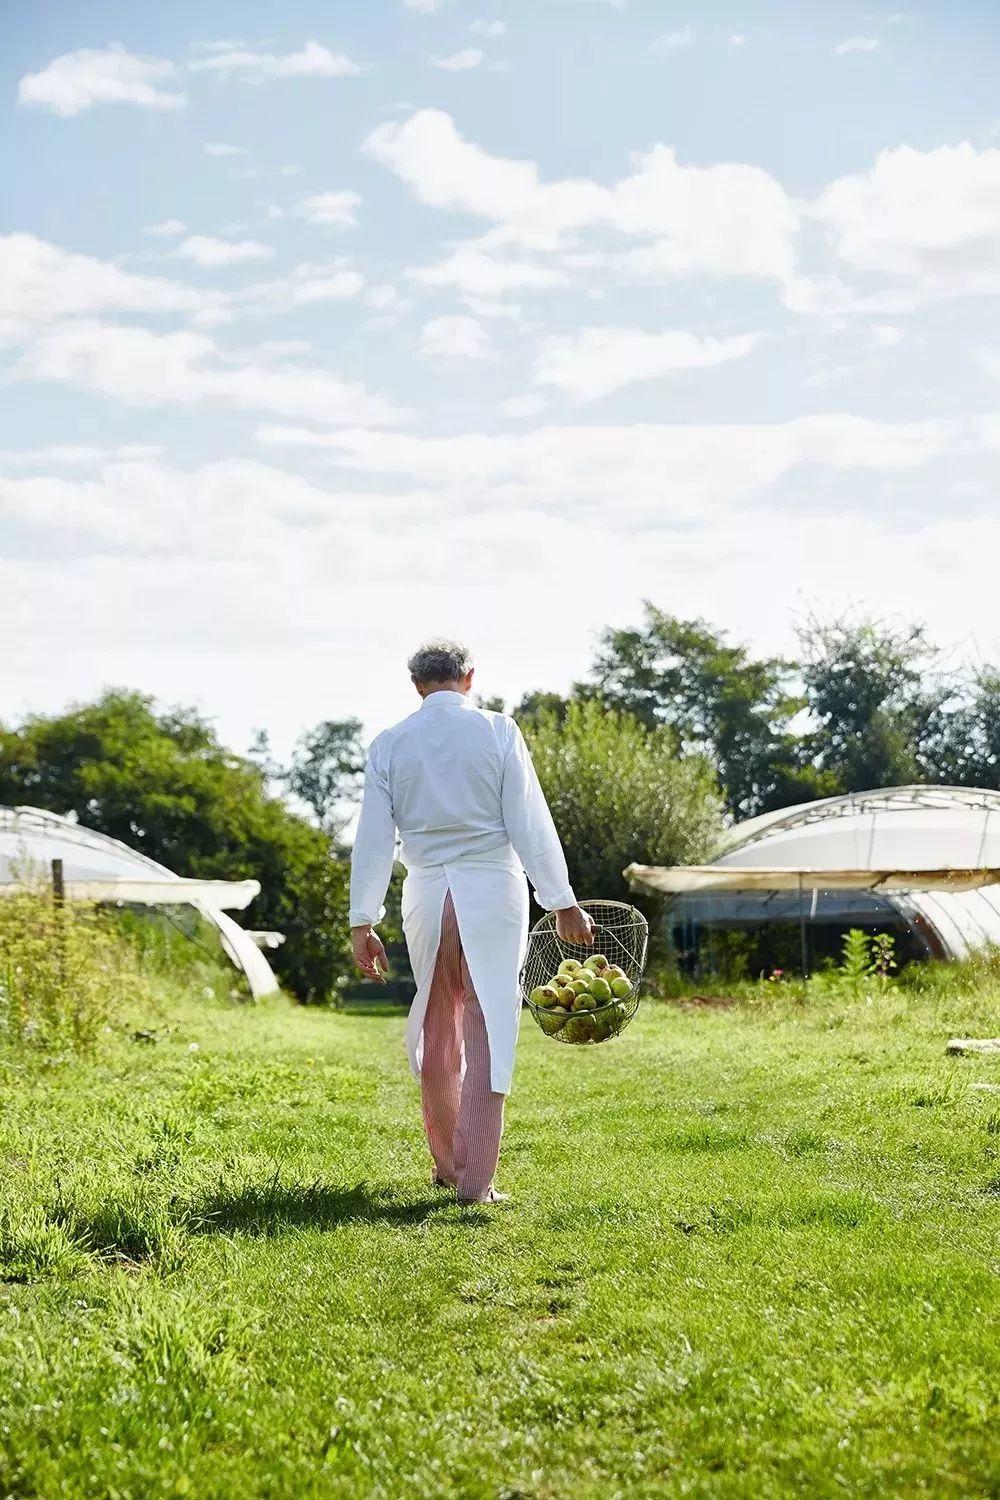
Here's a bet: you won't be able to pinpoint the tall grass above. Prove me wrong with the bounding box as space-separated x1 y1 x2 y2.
0 888 152 1052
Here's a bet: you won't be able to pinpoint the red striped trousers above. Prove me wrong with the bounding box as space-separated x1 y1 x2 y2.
420 890 505 1201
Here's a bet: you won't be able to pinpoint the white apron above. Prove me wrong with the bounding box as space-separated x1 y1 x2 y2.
401 844 530 1096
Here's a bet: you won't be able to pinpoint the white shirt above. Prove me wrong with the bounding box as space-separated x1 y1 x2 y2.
349 691 576 926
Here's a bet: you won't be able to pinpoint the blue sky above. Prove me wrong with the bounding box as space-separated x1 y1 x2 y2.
3 0 1000 752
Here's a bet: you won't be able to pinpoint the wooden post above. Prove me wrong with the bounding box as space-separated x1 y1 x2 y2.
51 857 66 987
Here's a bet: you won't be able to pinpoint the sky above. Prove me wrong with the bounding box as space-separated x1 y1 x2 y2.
3 0 1000 757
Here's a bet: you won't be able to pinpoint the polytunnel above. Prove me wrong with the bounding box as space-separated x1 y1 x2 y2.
0 805 280 998
626 785 1000 966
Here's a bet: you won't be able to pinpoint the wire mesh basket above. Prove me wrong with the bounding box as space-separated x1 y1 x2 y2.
521 900 648 1045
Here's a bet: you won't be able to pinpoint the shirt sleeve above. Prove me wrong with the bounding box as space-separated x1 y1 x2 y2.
349 739 397 927
500 720 576 912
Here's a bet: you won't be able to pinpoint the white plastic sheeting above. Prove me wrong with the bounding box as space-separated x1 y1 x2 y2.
0 805 280 997
627 865 1000 894
627 786 1000 959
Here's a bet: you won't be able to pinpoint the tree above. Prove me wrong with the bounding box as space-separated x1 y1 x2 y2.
920 667 1000 789
796 615 949 794
513 691 571 728
521 698 722 911
285 718 365 835
0 691 352 1002
583 605 809 819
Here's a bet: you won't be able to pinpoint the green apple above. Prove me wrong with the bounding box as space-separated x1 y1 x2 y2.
531 984 561 1008
605 965 626 983
563 1011 596 1043
569 977 591 996
590 1010 615 1041
573 989 597 1010
583 954 610 975
557 958 582 977
588 976 613 1003
539 1005 570 1035
610 976 633 999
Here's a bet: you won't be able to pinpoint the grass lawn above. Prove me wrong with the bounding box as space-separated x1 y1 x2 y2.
1 979 998 1499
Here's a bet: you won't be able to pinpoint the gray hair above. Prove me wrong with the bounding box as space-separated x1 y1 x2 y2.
407 638 474 685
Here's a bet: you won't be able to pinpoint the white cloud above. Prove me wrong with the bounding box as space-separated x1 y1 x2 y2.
500 394 547 419
293 191 362 228
191 39 249 53
13 321 405 427
0 456 374 556
365 110 798 279
0 443 164 468
366 283 400 311
978 351 1000 382
651 25 695 56
533 328 758 401
364 110 542 222
408 244 569 296
835 36 880 54
730 34 747 46
404 0 448 11
977 412 1000 450
257 414 952 524
0 233 212 341
4 415 988 757
431 49 484 72
6 485 999 762
470 20 506 38
188 40 360 82
0 232 362 348
871 324 903 348
18 44 186 116
608 146 798 282
813 143 1000 300
176 235 274 267
142 219 187 237
204 141 247 157
461 296 524 321
419 315 493 361
232 262 365 315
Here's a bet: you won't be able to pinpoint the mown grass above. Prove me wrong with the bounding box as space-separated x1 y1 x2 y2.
0 976 998 1498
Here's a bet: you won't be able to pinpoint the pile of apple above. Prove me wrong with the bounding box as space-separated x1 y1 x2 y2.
529 954 634 1043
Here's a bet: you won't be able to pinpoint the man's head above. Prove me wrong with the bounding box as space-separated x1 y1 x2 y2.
408 639 475 698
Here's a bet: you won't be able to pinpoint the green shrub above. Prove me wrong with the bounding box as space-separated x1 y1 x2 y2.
522 699 721 904
807 928 898 1003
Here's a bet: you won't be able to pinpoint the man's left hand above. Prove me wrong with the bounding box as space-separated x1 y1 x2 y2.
351 924 389 983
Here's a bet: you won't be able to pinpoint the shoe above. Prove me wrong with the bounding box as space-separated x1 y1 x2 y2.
457 1188 509 1205
432 1175 456 1190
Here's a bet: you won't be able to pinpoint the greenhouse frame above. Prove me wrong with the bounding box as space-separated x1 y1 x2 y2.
628 785 1000 968
0 805 280 998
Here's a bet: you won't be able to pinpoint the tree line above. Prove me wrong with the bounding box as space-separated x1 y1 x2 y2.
515 605 1000 821
2 605 996 1001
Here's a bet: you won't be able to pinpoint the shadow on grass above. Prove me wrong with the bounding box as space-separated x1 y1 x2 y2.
185 1175 447 1235
44 1177 448 1268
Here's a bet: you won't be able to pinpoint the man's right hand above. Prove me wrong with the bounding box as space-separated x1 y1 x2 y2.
351 924 389 983
555 904 595 946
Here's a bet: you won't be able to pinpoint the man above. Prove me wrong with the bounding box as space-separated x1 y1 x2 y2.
349 640 594 1204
